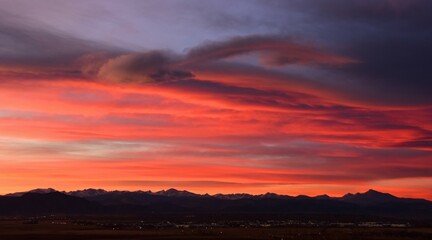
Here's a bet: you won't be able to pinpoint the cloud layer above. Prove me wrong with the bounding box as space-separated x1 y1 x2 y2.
98 51 194 83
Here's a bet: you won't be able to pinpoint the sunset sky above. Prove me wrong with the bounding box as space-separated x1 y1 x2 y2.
0 0 431 199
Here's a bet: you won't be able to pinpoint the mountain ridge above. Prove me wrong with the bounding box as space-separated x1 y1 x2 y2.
1 188 430 219
3 188 430 202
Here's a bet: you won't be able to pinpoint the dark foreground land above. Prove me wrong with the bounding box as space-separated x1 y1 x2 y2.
0 218 431 240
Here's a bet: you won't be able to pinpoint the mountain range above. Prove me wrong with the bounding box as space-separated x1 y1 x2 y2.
0 188 431 219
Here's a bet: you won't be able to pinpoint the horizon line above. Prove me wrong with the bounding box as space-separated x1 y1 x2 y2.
2 187 430 201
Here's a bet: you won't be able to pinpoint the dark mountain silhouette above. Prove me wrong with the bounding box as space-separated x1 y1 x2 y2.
341 189 399 205
0 192 102 215
155 188 198 197
4 188 57 197
68 188 108 198
213 193 254 200
314 194 331 200
0 188 431 219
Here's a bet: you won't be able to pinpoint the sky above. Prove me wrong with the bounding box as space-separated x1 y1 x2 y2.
0 0 431 199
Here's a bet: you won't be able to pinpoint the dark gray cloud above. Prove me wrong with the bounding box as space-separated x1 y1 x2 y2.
186 35 355 66
392 138 432 150
0 12 194 83
98 51 194 83
0 11 118 78
292 0 432 27
1 1 431 107
284 0 432 106
194 0 432 106
96 35 352 84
